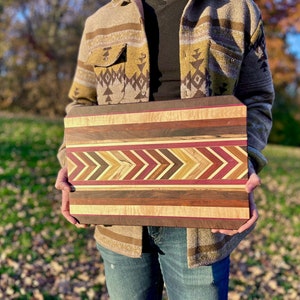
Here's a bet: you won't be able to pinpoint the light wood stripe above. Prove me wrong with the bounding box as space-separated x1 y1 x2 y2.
70 205 249 219
65 105 246 128
74 214 248 229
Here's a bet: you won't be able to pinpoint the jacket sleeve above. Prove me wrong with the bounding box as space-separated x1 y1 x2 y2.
235 21 274 173
57 23 98 167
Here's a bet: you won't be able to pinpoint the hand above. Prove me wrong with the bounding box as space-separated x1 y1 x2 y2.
211 170 260 236
55 167 88 228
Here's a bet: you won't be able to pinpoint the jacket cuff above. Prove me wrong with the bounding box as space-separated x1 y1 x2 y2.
57 145 66 168
248 146 268 173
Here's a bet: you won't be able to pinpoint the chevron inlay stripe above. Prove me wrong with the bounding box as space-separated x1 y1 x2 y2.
67 142 248 183
64 96 250 229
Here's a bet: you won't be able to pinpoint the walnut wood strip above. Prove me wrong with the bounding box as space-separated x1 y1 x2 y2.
70 192 248 208
65 118 246 143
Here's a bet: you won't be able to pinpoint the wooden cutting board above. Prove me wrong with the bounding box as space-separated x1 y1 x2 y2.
64 95 249 229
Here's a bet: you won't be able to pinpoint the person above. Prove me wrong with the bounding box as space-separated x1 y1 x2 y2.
55 0 274 299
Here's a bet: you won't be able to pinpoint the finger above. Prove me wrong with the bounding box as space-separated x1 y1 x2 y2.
61 190 77 225
237 196 259 233
245 173 261 193
237 210 258 233
75 223 90 228
55 167 72 192
211 229 239 236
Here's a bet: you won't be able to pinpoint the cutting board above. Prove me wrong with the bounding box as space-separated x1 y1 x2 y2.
64 95 249 229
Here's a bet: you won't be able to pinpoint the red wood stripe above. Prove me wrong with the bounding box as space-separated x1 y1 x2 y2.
66 140 247 153
196 147 224 179
134 150 158 180
146 149 171 179
122 150 144 180
67 152 85 181
70 179 247 185
210 147 238 179
86 152 109 180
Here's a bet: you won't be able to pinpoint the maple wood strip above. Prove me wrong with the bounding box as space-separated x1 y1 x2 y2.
76 215 248 229
65 106 246 128
70 204 250 219
72 214 248 229
67 96 243 117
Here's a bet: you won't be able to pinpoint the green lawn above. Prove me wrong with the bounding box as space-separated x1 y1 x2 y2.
0 113 299 299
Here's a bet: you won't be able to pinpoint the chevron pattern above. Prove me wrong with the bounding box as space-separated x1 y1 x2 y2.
67 141 247 185
64 96 250 229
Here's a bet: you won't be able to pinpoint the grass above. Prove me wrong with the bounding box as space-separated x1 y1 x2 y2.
0 113 299 299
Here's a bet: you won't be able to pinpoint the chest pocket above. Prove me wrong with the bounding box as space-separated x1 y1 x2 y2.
208 41 243 94
86 44 127 105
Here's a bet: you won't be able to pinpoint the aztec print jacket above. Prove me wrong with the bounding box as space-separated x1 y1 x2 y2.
58 0 274 267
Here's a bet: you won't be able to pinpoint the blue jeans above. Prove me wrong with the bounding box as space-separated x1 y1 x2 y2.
97 227 230 300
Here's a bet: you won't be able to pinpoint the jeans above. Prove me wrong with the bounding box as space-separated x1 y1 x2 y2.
97 227 230 300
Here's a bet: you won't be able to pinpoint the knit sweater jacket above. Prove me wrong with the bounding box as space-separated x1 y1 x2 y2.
58 0 274 267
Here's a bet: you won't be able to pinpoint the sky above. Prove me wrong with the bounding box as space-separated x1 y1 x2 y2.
287 33 300 59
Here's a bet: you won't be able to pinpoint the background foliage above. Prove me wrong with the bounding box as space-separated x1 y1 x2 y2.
0 0 101 115
0 114 299 299
0 1 299 299
0 0 300 145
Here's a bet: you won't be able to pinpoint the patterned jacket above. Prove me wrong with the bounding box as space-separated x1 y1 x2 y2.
58 0 274 267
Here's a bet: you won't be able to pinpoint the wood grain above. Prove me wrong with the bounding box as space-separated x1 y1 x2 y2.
65 96 249 229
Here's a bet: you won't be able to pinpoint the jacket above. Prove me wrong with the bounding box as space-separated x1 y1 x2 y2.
58 0 274 267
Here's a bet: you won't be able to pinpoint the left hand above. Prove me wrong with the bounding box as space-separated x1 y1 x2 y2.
211 169 260 236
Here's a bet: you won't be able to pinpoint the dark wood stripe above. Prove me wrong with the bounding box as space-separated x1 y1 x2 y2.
65 118 246 143
70 190 248 207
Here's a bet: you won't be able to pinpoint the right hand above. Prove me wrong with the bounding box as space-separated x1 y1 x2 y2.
55 167 88 228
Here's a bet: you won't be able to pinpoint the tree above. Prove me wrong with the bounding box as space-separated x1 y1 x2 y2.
0 0 299 122
0 0 101 116
255 0 300 89
255 0 300 146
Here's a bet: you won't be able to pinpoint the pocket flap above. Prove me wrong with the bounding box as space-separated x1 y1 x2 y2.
86 44 127 67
